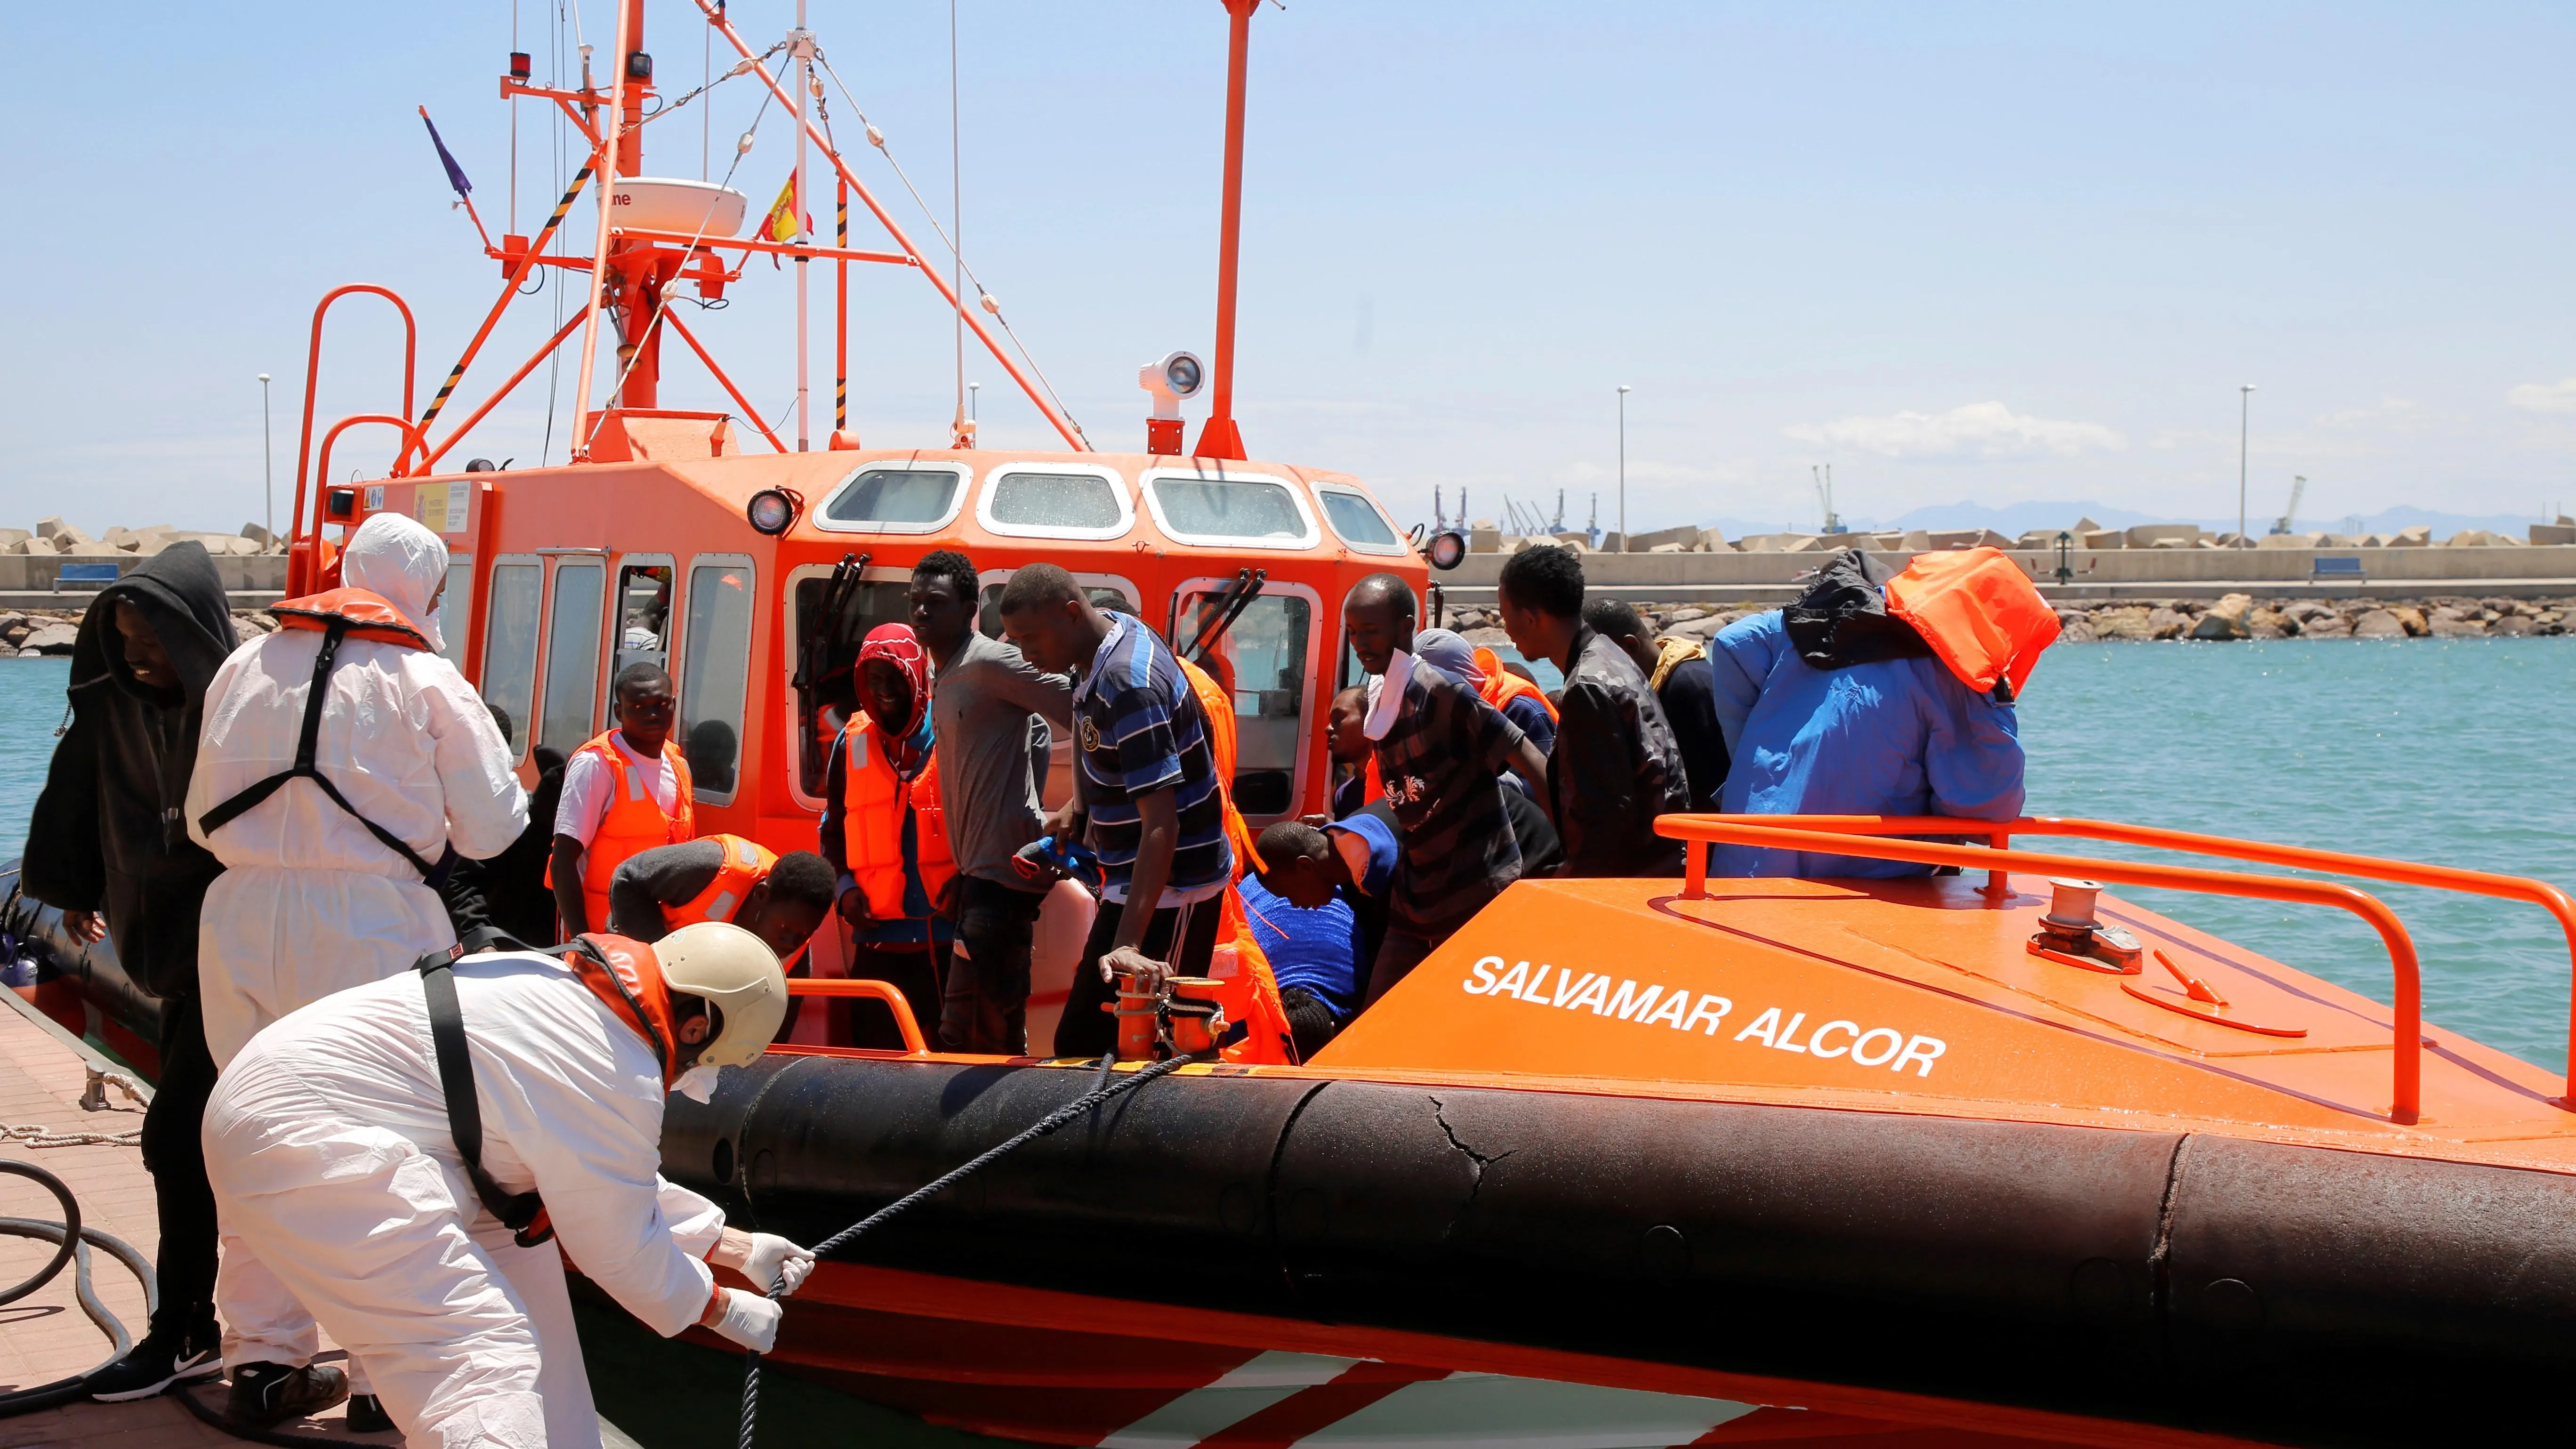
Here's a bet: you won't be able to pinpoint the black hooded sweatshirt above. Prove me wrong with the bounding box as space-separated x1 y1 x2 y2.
24 542 237 997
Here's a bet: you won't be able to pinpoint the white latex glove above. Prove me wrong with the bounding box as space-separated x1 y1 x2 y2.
706 1288 781 1353
738 1233 815 1297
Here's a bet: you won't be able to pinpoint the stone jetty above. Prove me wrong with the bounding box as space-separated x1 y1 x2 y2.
1438 594 2575 650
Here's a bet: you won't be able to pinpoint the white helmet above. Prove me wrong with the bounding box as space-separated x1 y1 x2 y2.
652 921 788 1068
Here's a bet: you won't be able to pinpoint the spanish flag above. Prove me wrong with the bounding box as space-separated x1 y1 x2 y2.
762 172 806 243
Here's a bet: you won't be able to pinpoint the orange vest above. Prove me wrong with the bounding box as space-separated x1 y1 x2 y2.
661 833 778 930
1473 646 1560 724
661 833 808 973
271 587 436 649
1884 546 2062 701
841 714 956 923
554 731 695 933
1171 655 1296 1063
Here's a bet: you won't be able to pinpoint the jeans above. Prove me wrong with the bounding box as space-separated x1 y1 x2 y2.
941 877 1045 1055
1054 894 1221 1059
142 992 220 1338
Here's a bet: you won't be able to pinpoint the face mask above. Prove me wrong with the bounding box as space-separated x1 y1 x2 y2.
673 1063 724 1104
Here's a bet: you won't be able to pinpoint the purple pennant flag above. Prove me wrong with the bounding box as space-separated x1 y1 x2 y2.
418 106 472 197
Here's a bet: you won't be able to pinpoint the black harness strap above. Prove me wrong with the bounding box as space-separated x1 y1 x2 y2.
414 938 609 1248
199 618 447 880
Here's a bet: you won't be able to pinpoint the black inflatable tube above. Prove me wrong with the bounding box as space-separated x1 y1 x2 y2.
664 1055 2576 1447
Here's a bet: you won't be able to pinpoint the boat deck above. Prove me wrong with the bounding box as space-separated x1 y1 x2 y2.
0 990 386 1446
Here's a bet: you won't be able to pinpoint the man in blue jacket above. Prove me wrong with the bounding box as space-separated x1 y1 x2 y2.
1704 548 2039 878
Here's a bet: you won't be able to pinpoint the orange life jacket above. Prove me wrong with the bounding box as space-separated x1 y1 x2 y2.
1170 654 1295 1063
1472 646 1559 724
551 731 695 933
564 932 690 1086
841 714 956 923
660 833 809 973
1884 546 2062 702
270 587 437 649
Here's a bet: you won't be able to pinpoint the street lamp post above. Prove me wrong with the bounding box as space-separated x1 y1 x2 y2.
258 373 274 546
2238 383 2256 545
1617 384 1631 552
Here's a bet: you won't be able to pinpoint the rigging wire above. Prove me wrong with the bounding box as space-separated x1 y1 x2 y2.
811 48 1089 443
950 0 964 438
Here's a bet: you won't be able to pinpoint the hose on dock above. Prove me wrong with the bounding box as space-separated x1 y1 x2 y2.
0 1158 366 1445
737 1047 1214 1449
0 1157 149 1417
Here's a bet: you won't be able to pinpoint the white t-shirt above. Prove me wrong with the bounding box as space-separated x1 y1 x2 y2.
553 732 679 845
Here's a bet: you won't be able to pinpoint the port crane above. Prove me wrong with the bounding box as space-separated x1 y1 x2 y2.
2269 475 2308 535
1812 464 1846 535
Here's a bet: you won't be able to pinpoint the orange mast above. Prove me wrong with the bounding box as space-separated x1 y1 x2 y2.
1194 0 1260 462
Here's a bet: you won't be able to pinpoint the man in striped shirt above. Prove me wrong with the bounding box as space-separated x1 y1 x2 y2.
998 564 1232 1058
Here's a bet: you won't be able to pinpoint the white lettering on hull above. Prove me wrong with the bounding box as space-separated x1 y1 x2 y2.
1463 956 1947 1078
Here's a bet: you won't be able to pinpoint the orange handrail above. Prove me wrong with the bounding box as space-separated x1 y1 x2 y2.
1673 813 2576 1104
1657 816 2427 1124
784 978 928 1055
291 285 418 543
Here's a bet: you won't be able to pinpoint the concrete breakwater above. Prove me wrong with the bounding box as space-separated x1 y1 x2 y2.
1441 593 2575 648
0 607 282 658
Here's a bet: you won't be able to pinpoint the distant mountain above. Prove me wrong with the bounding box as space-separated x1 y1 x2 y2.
1698 499 2557 539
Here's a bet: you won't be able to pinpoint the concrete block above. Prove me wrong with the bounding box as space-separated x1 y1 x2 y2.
2126 523 2199 547
1624 524 1702 553
1696 527 1730 552
2080 529 2125 549
2532 523 2576 546
241 522 276 547
2388 525 2431 547
1469 527 1501 554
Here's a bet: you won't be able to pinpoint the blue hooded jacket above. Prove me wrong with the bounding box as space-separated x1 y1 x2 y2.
1704 611 2025 877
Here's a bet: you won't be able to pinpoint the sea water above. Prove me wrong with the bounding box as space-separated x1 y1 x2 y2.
1481 636 2576 1072
7 641 2573 1069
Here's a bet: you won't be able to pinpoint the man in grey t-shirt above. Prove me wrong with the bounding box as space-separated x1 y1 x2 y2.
910 551 1073 1053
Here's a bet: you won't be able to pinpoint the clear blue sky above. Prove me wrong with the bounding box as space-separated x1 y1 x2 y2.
3 2 2571 539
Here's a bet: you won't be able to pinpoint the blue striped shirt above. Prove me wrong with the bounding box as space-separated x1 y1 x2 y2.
1073 616 1232 905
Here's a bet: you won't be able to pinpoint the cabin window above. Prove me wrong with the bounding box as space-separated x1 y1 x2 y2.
1172 587 1312 819
538 560 606 756
678 558 754 800
979 467 1130 538
613 563 673 685
816 466 965 533
1315 487 1406 554
481 560 542 761
790 572 916 796
1143 475 1315 549
976 580 1138 640
437 554 475 672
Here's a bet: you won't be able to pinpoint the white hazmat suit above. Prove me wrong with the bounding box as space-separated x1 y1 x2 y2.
187 512 529 1393
186 510 527 1065
202 949 750 1449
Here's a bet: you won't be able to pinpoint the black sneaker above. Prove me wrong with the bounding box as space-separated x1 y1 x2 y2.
346 1393 395 1433
85 1320 225 1403
225 1360 349 1427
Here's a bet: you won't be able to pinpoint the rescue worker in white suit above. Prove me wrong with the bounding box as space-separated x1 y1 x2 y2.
201 920 816 1448
184 510 528 1424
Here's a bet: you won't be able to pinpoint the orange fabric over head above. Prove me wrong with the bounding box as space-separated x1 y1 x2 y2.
565 933 688 1086
1884 547 2061 700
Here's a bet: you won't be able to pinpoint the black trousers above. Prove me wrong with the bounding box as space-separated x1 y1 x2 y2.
941 876 1045 1055
1053 894 1221 1060
141 992 220 1338
840 941 948 1051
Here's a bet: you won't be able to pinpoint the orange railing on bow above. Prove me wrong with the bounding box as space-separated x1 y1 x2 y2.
1655 814 2467 1124
782 978 928 1055
1662 812 2576 1110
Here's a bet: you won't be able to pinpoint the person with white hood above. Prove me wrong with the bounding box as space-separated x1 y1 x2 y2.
185 510 528 1425
201 919 816 1448
186 509 527 1062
